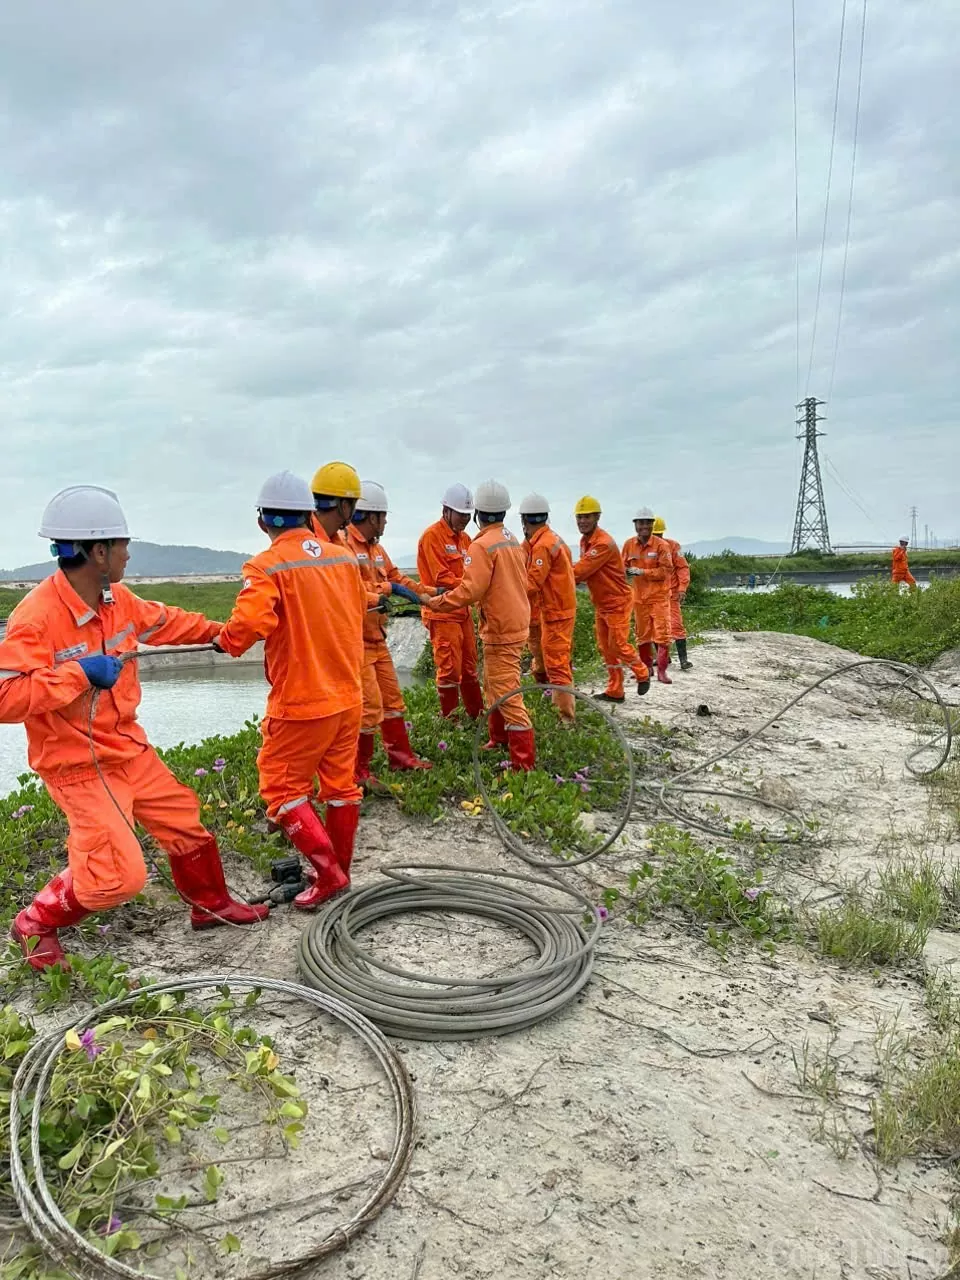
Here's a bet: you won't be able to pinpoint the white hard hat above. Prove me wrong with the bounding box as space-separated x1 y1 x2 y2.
355 481 388 514
442 483 474 514
899 537 909 544
633 506 656 521
475 479 511 513
256 471 314 512
39 486 131 541
519 493 550 516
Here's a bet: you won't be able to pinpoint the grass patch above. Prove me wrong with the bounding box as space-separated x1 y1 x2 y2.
607 824 793 957
813 895 929 967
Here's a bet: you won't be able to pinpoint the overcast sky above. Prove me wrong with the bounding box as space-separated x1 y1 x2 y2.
1 0 957 566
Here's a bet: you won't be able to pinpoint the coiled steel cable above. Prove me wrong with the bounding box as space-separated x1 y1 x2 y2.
9 975 415 1280
298 865 598 1040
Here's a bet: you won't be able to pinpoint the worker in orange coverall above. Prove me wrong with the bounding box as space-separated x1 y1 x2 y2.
215 468 368 905
0 486 268 971
425 481 535 771
653 516 693 670
345 481 436 787
891 538 917 589
519 493 577 725
416 483 484 721
573 496 651 703
622 506 674 685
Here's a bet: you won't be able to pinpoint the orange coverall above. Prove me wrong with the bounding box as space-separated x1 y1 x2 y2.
417 518 483 718
663 536 691 640
622 534 674 657
891 546 917 588
525 525 577 722
217 526 366 819
574 528 649 698
0 572 221 910
426 523 532 737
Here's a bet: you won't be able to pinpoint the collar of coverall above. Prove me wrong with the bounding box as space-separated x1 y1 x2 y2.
52 568 107 626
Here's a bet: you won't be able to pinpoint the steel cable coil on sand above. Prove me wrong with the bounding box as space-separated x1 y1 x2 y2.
298 865 599 1040
9 975 416 1280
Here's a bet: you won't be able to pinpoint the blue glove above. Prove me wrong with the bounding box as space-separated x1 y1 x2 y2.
78 655 123 690
390 583 421 605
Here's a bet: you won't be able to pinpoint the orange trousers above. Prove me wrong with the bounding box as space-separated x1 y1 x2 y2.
428 617 478 693
45 747 210 912
595 603 649 697
634 591 672 647
361 641 406 733
483 640 532 729
670 594 687 640
258 706 363 819
892 573 917 589
530 617 575 721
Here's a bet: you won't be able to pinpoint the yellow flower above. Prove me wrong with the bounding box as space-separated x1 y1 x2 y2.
64 1029 82 1052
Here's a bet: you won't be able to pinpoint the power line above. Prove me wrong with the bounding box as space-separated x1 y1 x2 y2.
805 0 848 395
791 0 801 402
827 0 867 404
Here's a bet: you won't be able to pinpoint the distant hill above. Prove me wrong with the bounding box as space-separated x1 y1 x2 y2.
684 537 791 558
0 541 250 582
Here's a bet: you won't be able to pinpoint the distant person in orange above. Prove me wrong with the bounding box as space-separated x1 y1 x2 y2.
0 486 268 970
417 484 484 721
346 481 436 786
654 516 693 671
217 466 366 906
622 506 674 685
891 538 917 589
425 481 535 770
573 496 650 703
519 493 577 724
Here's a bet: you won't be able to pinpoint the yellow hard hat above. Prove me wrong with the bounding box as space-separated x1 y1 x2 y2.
574 495 602 516
653 516 666 535
311 461 361 500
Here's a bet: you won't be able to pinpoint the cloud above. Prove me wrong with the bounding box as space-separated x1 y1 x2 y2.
1 0 957 567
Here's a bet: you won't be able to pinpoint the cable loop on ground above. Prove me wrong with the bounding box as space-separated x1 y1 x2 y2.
298 864 598 1040
9 975 415 1280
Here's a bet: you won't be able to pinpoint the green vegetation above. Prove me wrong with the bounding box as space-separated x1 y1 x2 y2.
686 578 960 666
0 580 243 622
692 547 960 578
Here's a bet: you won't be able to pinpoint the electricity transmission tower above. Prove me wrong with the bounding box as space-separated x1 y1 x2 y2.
909 506 918 545
791 397 832 554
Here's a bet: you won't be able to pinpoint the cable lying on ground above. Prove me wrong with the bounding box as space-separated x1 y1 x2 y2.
298 864 598 1040
9 974 415 1280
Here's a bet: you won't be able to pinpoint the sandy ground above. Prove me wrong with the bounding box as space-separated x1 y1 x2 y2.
10 631 960 1280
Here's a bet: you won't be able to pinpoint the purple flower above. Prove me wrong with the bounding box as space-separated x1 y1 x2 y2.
498 761 510 771
554 775 566 784
437 741 448 751
212 758 227 774
194 767 208 778
580 782 591 794
405 721 413 731
572 771 585 782
98 924 111 936
99 1215 122 1237
80 1028 102 1062
595 906 609 922
743 886 762 902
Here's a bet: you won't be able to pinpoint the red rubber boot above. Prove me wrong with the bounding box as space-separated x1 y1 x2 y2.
656 644 673 684
438 684 461 718
380 716 432 771
169 838 270 930
508 727 536 772
460 674 484 720
274 802 349 909
11 870 90 971
325 802 360 879
482 708 509 750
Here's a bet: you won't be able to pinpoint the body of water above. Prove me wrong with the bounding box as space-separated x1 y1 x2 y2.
0 667 271 798
723 579 928 598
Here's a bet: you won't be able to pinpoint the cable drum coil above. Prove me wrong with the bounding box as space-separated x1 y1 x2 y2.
9 975 416 1280
298 865 599 1040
